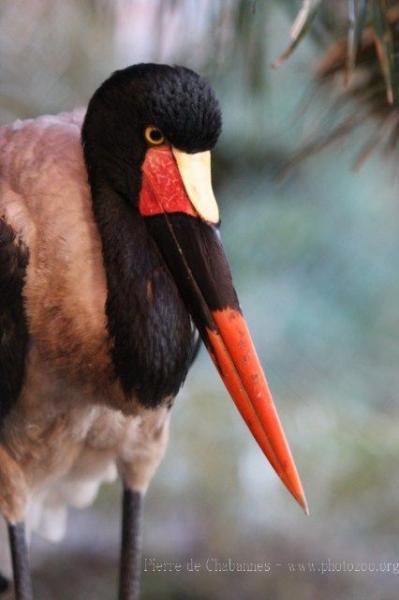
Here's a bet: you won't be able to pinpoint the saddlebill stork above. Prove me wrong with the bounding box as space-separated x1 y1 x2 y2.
0 64 308 599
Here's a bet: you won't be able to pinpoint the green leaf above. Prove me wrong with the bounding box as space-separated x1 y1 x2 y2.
347 0 369 77
273 0 323 67
371 0 398 104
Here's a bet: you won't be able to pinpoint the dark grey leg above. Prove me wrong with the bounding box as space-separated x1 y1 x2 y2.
0 572 10 595
7 522 32 600
118 487 144 600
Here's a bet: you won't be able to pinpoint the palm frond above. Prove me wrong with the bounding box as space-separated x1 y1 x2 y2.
273 0 323 67
278 0 399 105
289 5 399 167
347 0 369 76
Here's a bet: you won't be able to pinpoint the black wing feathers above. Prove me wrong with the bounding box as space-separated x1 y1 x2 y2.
0 219 29 421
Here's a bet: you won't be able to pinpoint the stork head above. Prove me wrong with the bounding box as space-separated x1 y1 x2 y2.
82 64 307 513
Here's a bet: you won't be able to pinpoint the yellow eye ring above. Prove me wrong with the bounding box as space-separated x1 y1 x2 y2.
144 126 165 145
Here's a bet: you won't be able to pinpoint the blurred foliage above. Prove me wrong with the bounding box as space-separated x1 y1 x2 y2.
303 4 399 164
277 1 399 163
277 0 399 105
1 1 399 599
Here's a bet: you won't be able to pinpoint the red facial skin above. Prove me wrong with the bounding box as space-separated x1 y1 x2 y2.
139 146 197 219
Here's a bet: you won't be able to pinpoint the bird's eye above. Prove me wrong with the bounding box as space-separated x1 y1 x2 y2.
144 126 165 145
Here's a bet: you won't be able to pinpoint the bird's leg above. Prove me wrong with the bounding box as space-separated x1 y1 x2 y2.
117 406 170 599
7 522 32 600
118 486 144 600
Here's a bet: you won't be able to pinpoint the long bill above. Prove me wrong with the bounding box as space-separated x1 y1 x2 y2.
139 144 309 514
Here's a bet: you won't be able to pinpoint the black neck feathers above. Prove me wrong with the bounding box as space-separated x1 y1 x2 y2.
81 63 222 407
0 220 29 421
87 179 196 408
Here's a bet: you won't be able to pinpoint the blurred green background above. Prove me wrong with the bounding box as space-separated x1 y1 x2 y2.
2 1 399 599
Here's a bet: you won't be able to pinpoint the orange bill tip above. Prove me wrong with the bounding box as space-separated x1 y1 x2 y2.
205 308 308 514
